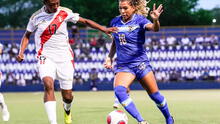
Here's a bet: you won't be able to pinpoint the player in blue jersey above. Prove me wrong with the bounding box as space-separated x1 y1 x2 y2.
104 0 174 124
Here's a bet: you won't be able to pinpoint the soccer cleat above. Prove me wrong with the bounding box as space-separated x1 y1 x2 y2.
2 109 10 121
138 120 149 124
64 111 72 124
166 116 175 124
113 102 120 109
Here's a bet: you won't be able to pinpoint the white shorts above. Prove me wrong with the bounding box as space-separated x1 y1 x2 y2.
37 56 74 90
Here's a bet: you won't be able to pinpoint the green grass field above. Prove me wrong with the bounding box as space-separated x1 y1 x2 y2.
0 90 220 124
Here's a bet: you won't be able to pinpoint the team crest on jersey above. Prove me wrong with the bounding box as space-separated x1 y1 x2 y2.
117 25 139 32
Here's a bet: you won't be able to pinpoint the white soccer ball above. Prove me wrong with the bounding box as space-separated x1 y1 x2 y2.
107 110 128 124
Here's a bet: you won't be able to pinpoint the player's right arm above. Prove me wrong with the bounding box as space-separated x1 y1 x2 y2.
78 17 117 37
16 31 32 62
104 40 116 69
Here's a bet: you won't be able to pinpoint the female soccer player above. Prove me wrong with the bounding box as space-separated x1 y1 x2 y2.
16 0 116 124
104 0 174 124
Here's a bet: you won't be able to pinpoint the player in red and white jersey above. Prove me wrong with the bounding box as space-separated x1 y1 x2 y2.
27 4 81 62
0 43 10 122
16 0 117 124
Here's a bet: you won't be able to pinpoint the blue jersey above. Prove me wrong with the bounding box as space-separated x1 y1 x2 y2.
110 14 152 67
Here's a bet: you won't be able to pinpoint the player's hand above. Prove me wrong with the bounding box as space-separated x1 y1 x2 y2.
104 57 113 69
16 54 24 63
150 4 163 21
104 27 118 38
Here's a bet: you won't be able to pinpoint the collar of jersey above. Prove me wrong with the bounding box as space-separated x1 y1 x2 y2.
120 14 136 25
42 5 60 15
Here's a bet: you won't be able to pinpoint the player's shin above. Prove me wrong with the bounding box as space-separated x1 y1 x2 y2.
0 93 5 108
44 101 57 124
115 86 144 122
149 92 172 121
63 101 72 115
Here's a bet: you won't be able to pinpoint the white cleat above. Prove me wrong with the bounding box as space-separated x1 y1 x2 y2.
2 109 10 121
138 120 150 124
113 103 120 109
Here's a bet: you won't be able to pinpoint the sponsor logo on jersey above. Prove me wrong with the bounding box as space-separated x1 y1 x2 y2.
58 16 63 22
117 25 139 32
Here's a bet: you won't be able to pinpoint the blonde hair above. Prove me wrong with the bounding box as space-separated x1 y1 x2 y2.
119 0 151 17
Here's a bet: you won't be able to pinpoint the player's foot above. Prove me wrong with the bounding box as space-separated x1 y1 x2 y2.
166 116 174 124
64 111 72 124
113 102 120 109
2 109 10 121
138 120 149 124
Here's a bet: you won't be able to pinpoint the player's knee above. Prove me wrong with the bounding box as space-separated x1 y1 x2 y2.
114 86 127 102
44 83 54 92
63 94 73 103
149 92 166 107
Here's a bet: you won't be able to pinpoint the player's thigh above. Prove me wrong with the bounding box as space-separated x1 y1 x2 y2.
57 61 74 90
37 57 56 80
139 71 159 94
114 72 135 88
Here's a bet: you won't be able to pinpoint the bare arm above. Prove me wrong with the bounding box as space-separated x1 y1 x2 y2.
146 20 160 32
16 31 32 62
78 17 117 36
108 40 116 59
78 17 106 32
104 40 116 69
146 4 163 32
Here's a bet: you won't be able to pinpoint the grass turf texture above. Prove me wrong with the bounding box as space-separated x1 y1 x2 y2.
0 90 219 124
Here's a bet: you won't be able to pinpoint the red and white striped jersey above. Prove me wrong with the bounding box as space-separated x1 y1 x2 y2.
27 6 79 62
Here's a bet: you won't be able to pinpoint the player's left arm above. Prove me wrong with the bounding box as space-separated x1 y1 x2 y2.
104 40 116 69
145 4 163 32
78 17 117 36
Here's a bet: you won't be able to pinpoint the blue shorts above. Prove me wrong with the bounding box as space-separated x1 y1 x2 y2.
114 61 152 80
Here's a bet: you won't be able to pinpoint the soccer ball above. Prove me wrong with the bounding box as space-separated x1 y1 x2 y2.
107 110 128 124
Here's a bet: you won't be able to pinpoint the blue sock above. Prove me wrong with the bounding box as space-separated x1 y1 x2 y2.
149 92 172 122
115 86 144 122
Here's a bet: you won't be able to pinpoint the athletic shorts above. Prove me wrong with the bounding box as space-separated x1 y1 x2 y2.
37 56 74 90
114 61 152 80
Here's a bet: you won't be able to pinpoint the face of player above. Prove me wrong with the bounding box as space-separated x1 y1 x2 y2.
119 1 135 22
44 0 60 13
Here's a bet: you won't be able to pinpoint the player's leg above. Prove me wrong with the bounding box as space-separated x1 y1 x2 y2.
114 71 145 123
43 77 57 124
0 93 10 121
113 81 120 109
139 71 174 124
61 89 73 124
38 57 57 124
113 94 120 109
113 87 130 109
57 60 74 124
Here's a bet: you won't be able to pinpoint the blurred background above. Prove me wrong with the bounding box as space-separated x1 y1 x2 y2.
0 0 220 92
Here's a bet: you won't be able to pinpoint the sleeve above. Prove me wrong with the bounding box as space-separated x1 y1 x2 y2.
68 12 80 24
139 17 152 30
26 18 36 32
